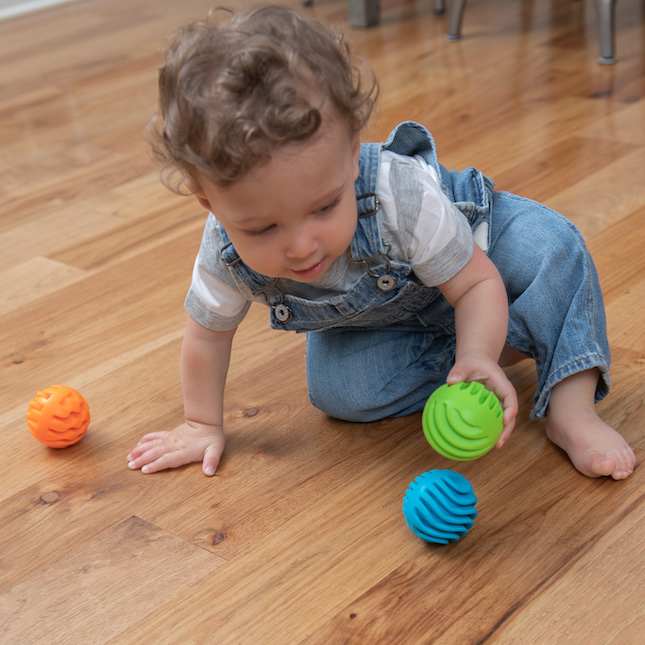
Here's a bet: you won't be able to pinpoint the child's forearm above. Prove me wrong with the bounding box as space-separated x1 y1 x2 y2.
181 316 236 428
439 243 509 364
453 274 508 364
440 243 518 439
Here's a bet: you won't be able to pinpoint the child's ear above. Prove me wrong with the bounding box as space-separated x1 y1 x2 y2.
183 177 212 211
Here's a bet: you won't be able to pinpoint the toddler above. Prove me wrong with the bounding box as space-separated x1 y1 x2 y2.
127 5 635 480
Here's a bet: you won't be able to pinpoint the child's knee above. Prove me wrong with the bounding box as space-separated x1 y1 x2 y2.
307 375 380 422
491 195 594 294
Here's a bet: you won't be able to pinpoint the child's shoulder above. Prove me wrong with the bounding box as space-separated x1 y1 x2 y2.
378 148 443 194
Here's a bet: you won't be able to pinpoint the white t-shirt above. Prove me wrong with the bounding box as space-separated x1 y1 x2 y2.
185 150 474 331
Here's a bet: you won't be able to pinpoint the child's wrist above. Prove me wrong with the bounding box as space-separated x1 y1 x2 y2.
185 419 223 431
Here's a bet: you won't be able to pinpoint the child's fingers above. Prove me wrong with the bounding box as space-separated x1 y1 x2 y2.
126 445 145 462
499 385 518 420
496 385 518 446
446 365 467 385
140 442 224 475
141 452 185 474
127 434 167 461
446 358 518 448
127 424 225 475
497 416 515 447
202 444 224 477
127 443 168 471
129 444 190 474
125 432 168 460
136 431 169 446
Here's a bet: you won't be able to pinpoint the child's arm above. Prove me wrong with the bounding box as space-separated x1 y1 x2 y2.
438 243 518 445
127 316 235 476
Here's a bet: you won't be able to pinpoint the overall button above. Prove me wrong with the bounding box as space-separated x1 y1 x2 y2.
377 275 397 292
273 303 293 323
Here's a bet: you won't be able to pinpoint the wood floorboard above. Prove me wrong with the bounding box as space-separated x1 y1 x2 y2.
492 513 645 643
588 206 645 303
1 0 643 643
0 516 225 644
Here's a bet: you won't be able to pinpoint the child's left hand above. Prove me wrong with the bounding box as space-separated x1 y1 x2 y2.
446 350 518 447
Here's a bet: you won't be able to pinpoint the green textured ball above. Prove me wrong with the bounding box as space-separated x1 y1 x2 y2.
422 382 503 460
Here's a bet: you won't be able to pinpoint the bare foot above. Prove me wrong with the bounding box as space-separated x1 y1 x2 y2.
545 405 636 480
545 368 636 480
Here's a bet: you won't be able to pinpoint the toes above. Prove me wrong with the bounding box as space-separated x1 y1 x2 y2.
586 452 616 478
586 449 636 480
610 450 636 480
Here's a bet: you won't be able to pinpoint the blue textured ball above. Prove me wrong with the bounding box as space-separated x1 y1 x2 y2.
402 469 478 544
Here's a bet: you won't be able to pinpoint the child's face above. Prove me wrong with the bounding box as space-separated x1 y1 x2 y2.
191 111 361 283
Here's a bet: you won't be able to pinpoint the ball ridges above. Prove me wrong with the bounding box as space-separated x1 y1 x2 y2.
402 469 477 544
422 381 503 460
26 385 90 448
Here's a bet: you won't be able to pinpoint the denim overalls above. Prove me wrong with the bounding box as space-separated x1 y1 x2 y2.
220 122 611 421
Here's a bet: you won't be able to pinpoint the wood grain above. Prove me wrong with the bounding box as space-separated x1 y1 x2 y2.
1 0 643 643
0 517 225 644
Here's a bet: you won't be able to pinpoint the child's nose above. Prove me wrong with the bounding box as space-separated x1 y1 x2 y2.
285 229 318 259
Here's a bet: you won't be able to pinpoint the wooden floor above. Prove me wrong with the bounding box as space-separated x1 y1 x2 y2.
1 0 644 642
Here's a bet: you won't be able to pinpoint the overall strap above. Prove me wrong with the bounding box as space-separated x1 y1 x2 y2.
220 229 274 291
350 142 388 262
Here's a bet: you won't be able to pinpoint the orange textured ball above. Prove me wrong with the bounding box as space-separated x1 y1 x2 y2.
26 385 90 448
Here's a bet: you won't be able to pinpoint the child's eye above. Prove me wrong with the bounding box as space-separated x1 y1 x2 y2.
316 197 340 214
246 224 276 237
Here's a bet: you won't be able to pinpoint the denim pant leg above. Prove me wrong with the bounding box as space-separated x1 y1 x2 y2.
488 191 611 417
306 325 456 422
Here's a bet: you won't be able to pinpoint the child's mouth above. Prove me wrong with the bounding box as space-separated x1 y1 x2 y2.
292 260 325 278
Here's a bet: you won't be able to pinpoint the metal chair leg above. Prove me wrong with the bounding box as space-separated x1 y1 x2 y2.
446 0 468 40
349 0 380 27
596 0 618 64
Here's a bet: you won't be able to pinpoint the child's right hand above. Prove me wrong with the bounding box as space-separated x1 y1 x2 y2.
447 351 518 447
127 421 225 476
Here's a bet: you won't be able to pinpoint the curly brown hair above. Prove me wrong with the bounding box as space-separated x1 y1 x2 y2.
145 5 378 191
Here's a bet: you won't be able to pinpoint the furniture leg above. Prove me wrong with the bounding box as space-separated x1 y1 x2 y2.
446 0 468 40
596 0 618 64
349 0 380 27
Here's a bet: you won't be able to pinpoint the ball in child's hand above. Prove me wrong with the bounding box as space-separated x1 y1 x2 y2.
402 469 478 544
422 381 503 460
26 385 90 448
